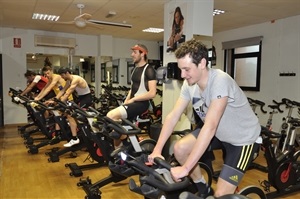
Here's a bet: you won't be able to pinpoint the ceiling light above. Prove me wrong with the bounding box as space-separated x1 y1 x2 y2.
80 58 85 62
213 9 225 16
143 27 164 33
32 13 60 21
75 18 86 28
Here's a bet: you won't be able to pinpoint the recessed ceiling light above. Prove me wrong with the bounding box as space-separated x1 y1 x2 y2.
213 9 225 16
106 11 117 18
143 27 164 33
32 13 60 21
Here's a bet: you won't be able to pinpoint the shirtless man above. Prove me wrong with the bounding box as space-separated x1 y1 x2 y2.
34 66 72 101
56 67 93 147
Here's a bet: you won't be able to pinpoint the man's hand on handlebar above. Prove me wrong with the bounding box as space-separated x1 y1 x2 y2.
148 151 165 164
44 100 55 106
171 166 189 182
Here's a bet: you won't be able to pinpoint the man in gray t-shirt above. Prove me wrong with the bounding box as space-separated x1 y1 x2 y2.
149 38 261 198
180 69 260 145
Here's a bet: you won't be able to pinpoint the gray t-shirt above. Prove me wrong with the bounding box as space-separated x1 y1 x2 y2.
180 68 261 146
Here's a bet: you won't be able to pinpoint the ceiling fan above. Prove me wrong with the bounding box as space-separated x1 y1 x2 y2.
54 3 132 29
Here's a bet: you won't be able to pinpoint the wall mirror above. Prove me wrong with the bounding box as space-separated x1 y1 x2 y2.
26 53 95 85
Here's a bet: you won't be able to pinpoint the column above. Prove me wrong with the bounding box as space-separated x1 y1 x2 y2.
162 0 214 130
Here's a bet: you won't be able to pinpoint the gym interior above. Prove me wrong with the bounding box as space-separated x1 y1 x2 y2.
1 0 300 199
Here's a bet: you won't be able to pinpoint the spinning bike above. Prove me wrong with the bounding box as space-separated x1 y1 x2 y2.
238 126 300 198
77 116 156 199
12 94 59 154
45 99 88 162
274 98 300 154
64 104 113 176
248 98 284 173
119 146 212 199
8 88 40 136
122 153 250 199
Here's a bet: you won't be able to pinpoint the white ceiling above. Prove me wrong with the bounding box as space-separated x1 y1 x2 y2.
1 0 300 41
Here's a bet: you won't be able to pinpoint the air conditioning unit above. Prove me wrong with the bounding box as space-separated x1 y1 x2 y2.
34 35 76 48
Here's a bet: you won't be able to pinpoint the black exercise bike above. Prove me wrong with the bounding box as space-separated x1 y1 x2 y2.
238 125 300 198
121 152 250 199
76 115 157 199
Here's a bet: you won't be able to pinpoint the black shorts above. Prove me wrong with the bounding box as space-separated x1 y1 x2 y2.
77 93 93 108
191 128 259 186
122 101 150 120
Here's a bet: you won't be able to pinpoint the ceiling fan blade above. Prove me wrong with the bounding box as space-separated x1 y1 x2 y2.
76 13 92 20
88 19 132 28
49 21 75 25
85 21 104 29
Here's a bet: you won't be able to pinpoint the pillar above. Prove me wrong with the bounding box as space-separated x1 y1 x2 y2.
162 0 214 130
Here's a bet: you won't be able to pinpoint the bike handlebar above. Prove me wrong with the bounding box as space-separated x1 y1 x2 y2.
9 87 22 95
254 99 267 114
260 126 281 139
104 117 141 135
248 98 267 114
268 103 284 113
126 156 190 192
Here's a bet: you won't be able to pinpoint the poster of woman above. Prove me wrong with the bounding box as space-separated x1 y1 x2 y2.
166 6 186 53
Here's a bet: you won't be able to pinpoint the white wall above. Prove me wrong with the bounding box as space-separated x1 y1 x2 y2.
0 27 159 125
213 15 300 131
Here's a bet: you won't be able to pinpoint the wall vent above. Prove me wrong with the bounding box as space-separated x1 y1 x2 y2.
34 35 76 48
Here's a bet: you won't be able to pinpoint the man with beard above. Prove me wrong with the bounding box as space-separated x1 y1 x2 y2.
107 44 157 148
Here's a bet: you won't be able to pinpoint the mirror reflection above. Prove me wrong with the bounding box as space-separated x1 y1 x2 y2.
26 53 96 86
